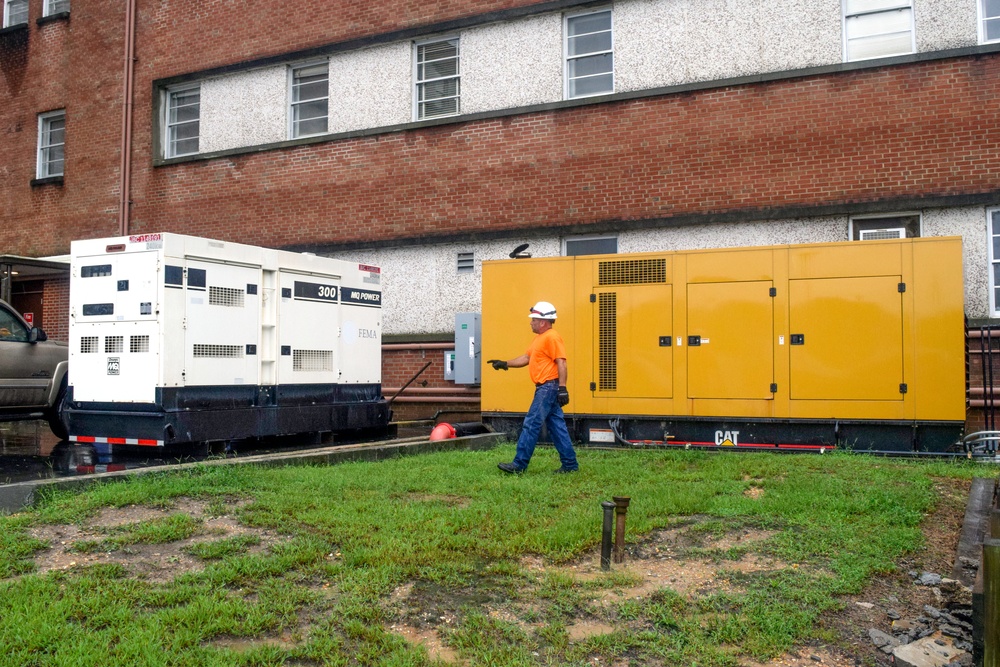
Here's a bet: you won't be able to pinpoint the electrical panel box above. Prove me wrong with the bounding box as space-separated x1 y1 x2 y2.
65 232 390 445
454 313 481 385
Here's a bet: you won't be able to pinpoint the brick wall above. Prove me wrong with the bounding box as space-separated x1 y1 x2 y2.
41 277 68 342
0 0 124 255
118 55 1000 253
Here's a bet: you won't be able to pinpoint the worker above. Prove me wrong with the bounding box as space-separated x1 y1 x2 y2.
487 300 579 474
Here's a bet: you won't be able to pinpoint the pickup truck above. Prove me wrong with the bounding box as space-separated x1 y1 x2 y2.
0 298 68 439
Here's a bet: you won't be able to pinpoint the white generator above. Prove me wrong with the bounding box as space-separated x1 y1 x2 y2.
66 233 390 446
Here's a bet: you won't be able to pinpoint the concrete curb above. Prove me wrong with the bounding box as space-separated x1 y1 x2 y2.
0 433 503 514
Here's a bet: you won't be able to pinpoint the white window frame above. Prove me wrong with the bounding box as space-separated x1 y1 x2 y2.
413 36 461 121
37 110 66 179
842 0 915 62
562 234 618 256
980 0 1000 44
288 61 329 139
988 208 1000 317
43 0 70 16
163 84 200 159
3 0 28 27
564 7 614 100
848 212 922 241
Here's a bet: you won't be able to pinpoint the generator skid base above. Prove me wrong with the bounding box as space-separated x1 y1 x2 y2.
67 385 391 447
482 414 964 455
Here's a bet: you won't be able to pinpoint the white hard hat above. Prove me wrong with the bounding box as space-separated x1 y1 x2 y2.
529 301 557 320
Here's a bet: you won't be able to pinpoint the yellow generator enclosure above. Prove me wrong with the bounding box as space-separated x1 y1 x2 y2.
481 237 965 452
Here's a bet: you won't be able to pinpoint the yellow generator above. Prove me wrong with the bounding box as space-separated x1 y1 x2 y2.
481 237 965 453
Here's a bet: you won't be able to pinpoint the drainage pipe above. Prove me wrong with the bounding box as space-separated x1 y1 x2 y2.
613 496 631 564
601 501 616 571
117 0 137 236
383 343 454 351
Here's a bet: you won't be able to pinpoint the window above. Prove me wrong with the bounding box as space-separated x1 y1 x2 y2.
989 209 1000 316
565 9 613 99
44 0 69 16
290 62 329 138
843 0 914 62
564 235 618 256
415 38 460 120
849 213 920 241
37 111 65 179
165 85 200 158
0 304 28 342
457 251 474 273
982 0 1000 43
3 0 27 27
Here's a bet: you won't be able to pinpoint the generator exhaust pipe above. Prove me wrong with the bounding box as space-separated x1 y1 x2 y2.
600 501 616 570
613 496 631 564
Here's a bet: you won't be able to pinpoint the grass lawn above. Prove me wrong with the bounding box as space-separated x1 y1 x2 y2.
0 444 983 667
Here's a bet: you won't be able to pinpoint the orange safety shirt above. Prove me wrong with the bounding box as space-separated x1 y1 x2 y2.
526 328 567 385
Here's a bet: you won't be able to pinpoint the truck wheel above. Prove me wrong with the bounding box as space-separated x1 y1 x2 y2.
47 379 69 440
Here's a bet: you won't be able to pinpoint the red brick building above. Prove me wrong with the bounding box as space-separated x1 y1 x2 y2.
3 0 1000 424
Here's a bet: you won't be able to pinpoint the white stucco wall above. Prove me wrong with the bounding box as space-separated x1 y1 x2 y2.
190 0 986 156
915 0 979 52
462 14 563 114
200 67 287 153
615 0 842 92
329 43 412 133
328 208 991 336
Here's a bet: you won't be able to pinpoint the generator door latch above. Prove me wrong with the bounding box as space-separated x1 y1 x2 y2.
790 334 805 345
687 335 701 346
659 336 671 347
899 383 908 394
590 381 597 391
770 383 778 394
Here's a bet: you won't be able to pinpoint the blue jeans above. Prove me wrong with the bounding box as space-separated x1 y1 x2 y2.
512 381 578 471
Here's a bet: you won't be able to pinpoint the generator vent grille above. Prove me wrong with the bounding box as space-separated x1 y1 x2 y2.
80 336 99 353
598 258 666 285
598 292 617 391
193 344 244 358
294 349 334 372
105 336 124 353
130 335 150 353
209 286 245 308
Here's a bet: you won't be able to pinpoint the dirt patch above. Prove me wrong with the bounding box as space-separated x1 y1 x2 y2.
23 497 280 582
389 623 464 664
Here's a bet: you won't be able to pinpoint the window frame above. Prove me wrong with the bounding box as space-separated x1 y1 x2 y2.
848 212 922 241
842 0 915 62
36 110 66 179
43 0 69 16
3 0 28 27
564 7 614 100
562 234 618 257
988 208 1000 317
288 60 330 139
413 36 461 121
163 84 201 159
980 0 1000 44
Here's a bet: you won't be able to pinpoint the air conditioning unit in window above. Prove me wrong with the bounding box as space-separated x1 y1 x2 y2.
859 228 906 241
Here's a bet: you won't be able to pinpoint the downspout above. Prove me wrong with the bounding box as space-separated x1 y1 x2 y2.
117 0 137 236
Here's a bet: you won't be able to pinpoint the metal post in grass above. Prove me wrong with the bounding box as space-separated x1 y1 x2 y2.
601 501 615 570
613 496 631 564
991 509 1000 540
983 538 1000 667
